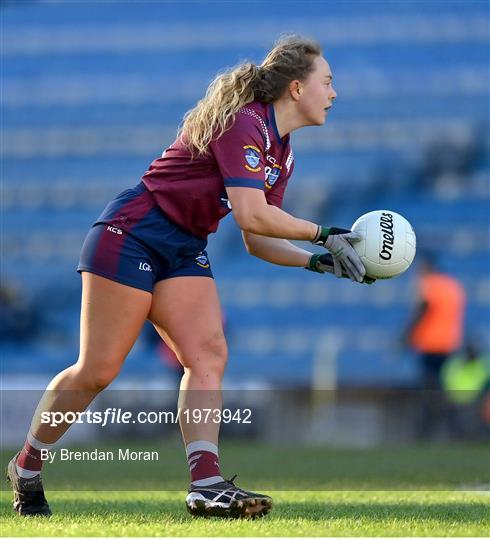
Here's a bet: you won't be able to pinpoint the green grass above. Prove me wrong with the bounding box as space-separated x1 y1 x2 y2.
1 490 489 536
1 442 489 536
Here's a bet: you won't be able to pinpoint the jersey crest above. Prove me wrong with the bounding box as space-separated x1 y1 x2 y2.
243 145 262 172
265 164 282 189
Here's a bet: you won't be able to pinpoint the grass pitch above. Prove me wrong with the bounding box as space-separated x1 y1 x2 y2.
1 490 488 537
1 442 489 536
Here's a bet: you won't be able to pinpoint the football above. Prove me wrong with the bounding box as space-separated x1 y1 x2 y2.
351 210 416 279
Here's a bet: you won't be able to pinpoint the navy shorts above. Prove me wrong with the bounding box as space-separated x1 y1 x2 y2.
77 182 213 293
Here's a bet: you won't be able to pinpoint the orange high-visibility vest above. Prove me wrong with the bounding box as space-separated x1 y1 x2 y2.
410 273 465 354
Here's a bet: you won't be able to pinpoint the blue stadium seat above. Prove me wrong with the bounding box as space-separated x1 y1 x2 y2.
2 0 488 385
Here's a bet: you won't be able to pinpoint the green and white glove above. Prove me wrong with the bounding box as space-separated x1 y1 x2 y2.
306 253 375 284
311 226 366 282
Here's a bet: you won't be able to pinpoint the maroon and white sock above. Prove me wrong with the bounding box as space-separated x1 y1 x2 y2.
16 431 55 479
186 440 224 486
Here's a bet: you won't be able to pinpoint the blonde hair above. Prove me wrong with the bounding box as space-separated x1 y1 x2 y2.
179 35 322 156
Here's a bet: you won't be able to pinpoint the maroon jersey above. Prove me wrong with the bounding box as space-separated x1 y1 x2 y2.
141 101 295 239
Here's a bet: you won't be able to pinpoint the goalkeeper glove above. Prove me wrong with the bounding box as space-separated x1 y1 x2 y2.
311 225 367 282
306 253 376 284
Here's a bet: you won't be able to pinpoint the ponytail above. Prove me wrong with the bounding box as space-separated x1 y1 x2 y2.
179 35 322 156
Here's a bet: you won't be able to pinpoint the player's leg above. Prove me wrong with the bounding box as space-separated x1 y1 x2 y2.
31 273 152 442
8 273 152 515
149 276 226 448
148 276 272 518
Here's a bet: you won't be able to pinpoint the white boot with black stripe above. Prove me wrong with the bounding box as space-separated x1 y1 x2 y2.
186 474 272 519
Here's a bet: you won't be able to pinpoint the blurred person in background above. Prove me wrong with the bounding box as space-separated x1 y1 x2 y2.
7 35 374 519
404 253 466 439
0 283 40 342
441 342 490 439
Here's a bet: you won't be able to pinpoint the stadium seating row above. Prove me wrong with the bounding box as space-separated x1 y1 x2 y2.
1 0 488 385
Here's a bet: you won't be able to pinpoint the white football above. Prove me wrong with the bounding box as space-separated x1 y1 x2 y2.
351 210 416 279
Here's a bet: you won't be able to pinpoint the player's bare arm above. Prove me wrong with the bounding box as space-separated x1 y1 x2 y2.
228 186 317 241
229 186 366 282
242 231 312 267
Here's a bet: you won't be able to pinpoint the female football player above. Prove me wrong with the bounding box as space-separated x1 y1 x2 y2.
8 35 369 519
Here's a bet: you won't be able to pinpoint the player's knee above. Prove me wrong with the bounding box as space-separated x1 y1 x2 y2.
75 359 122 391
185 331 228 376
203 331 228 372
